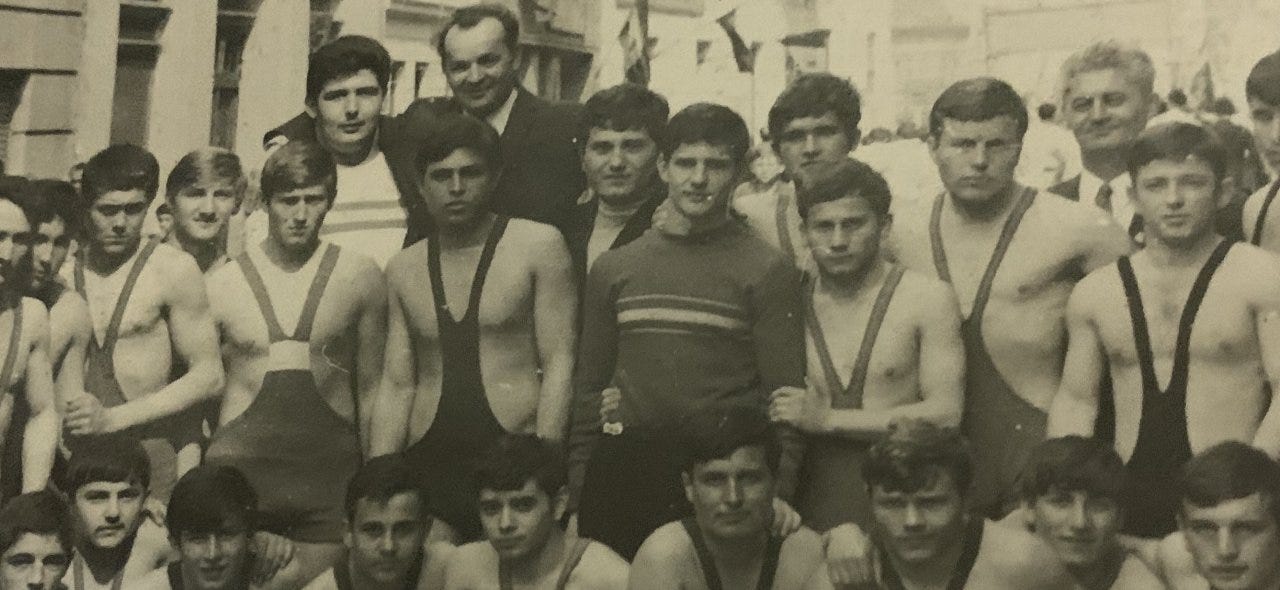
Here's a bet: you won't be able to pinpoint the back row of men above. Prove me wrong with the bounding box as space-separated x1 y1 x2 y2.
2 1 1280 587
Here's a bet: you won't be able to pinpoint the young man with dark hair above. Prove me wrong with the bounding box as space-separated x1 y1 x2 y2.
205 140 386 586
767 157 964 532
1050 40 1160 240
630 405 830 590
889 77 1130 518
0 179 58 498
563 83 669 284
303 455 450 590
1240 50 1280 252
570 103 806 560
19 179 80 307
443 434 627 589
0 490 73 590
737 73 863 268
134 465 258 590
164 148 246 274
857 421 1074 589
373 111 576 543
62 144 224 501
1050 122 1280 539
1012 436 1163 589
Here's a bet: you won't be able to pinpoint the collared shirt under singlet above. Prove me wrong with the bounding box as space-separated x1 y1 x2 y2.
204 244 361 543
403 217 511 542
497 538 591 590
796 266 904 531
71 238 197 501
680 518 781 590
929 189 1046 517
878 517 984 590
1114 240 1232 538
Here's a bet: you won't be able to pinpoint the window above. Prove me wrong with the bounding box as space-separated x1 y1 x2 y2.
111 1 169 147
211 2 252 149
0 72 25 164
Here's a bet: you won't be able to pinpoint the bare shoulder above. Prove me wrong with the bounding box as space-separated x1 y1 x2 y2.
633 521 694 565
385 241 429 289
1114 553 1166 590
151 242 204 279
894 268 960 320
19 296 49 331
1070 261 1121 312
129 567 172 590
330 245 385 300
505 218 568 253
50 289 90 326
572 541 630 587
781 527 825 565
979 520 1069 583
1033 190 1125 238
443 540 495 578
299 569 339 590
1227 242 1280 290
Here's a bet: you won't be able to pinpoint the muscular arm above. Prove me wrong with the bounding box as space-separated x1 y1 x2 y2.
354 264 388 454
370 273 415 456
51 293 89 404
21 302 57 492
1248 259 1280 456
1079 210 1133 272
627 532 689 590
753 259 807 500
530 230 577 440
106 256 225 431
1046 282 1105 438
566 260 618 511
817 285 964 438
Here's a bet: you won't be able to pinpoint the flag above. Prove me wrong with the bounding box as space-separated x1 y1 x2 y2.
716 8 756 73
620 0 650 85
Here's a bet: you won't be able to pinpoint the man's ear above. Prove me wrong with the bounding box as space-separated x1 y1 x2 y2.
682 471 695 506
1216 175 1237 210
1021 500 1036 531
552 487 570 522
656 153 669 185
304 100 318 119
849 128 863 152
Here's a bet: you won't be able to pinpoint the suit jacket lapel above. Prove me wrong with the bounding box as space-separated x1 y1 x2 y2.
500 88 537 157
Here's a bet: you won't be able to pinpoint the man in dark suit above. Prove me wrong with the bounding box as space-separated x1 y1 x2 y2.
1049 40 1158 242
562 83 669 286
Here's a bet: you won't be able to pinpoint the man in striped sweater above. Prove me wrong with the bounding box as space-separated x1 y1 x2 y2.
569 103 807 560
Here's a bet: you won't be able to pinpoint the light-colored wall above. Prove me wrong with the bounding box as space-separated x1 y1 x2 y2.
75 0 118 165
237 0 311 172
148 0 218 176
1 0 83 177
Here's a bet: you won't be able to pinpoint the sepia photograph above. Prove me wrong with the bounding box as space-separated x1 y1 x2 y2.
2 0 1280 588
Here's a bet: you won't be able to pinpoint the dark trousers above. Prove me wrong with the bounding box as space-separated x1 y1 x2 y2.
578 431 690 560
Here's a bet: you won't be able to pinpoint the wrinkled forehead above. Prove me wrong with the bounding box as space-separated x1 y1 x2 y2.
443 18 509 62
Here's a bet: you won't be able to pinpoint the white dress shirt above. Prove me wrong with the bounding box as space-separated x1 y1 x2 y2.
1079 170 1135 231
485 90 519 136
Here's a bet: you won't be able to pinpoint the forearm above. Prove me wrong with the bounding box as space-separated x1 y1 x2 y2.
1250 384 1280 457
819 399 961 440
108 361 223 431
369 381 414 456
1045 389 1097 438
535 355 573 440
21 405 58 491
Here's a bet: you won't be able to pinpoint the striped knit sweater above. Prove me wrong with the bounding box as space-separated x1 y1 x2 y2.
568 219 806 506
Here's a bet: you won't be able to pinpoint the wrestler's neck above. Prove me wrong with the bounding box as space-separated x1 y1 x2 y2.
321 127 378 167
1141 231 1223 269
702 527 770 578
816 256 887 301
77 531 137 583
1065 545 1124 590
85 240 143 276
500 528 568 582
886 519 970 588
947 182 1021 223
436 212 498 250
169 230 224 273
347 554 417 590
261 237 321 272
1081 147 1130 183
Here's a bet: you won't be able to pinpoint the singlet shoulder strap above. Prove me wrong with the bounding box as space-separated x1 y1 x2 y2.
553 539 593 590
102 238 161 354
333 560 355 590
928 193 952 283
427 216 510 321
167 562 185 590
1251 178 1280 246
805 266 904 408
235 251 287 342
756 534 783 590
1116 256 1158 390
775 187 798 264
971 188 1035 323
0 301 23 393
1170 241 1233 389
74 254 86 297
682 517 724 590
291 244 340 341
948 518 985 589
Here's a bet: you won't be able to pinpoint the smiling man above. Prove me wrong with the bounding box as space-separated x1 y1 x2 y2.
888 77 1130 519
1241 51 1280 252
163 148 245 275
1050 122 1280 538
372 111 576 543
570 103 805 560
443 434 627 590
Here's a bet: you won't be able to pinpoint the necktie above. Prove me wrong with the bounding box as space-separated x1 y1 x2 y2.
1095 183 1114 213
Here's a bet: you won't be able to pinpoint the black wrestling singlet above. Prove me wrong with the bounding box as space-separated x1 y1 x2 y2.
497 538 590 590
681 518 781 590
879 518 984 590
403 217 510 542
1251 178 1280 246
1115 240 1232 537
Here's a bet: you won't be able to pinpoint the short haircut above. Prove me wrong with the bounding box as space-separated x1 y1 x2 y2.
474 434 567 499
306 35 391 104
0 490 73 555
795 157 892 220
81 144 160 205
167 465 258 538
1213 97 1236 116
579 83 670 146
662 103 751 164
1126 122 1228 183
60 439 151 497
767 73 863 151
260 140 338 203
864 420 973 496
0 176 27 205
414 111 502 174
1167 88 1188 107
165 147 247 199
1037 102 1056 121
1018 436 1125 504
345 455 428 522
1059 40 1156 102
929 77 1029 139
1180 441 1280 527
1247 50 1280 107
20 179 82 234
437 3 520 62
680 403 780 476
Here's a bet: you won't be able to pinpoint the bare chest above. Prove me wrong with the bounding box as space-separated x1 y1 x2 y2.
403 253 533 338
82 271 166 345
1099 278 1254 367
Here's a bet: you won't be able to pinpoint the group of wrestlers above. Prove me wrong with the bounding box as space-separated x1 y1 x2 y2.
4 2 1280 589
